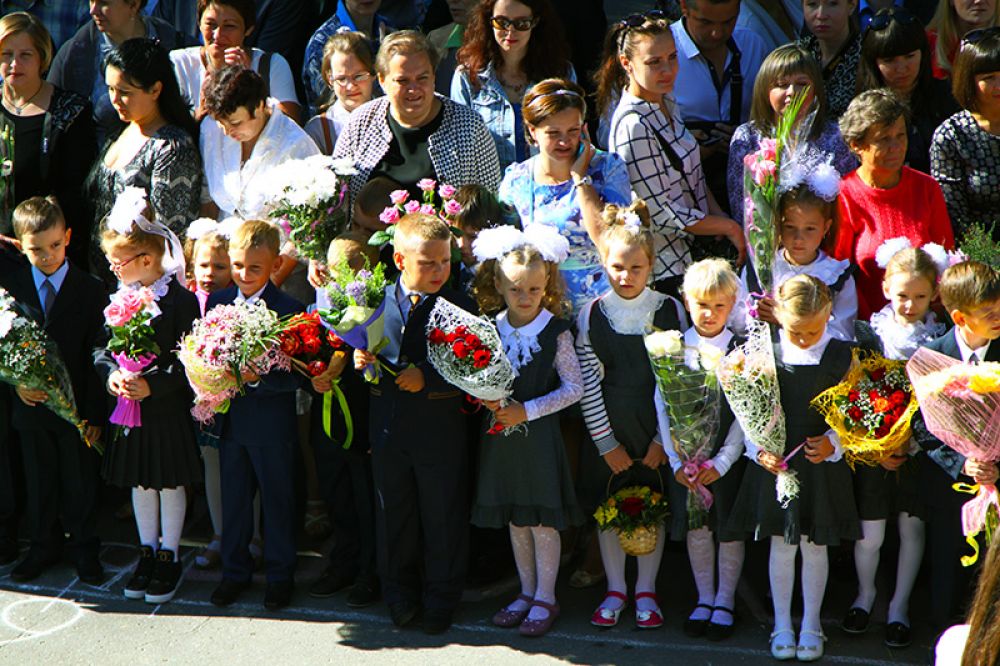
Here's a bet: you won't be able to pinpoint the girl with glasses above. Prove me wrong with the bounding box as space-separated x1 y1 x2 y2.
305 30 378 155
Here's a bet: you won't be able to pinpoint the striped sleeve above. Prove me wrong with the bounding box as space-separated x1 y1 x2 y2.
575 301 619 455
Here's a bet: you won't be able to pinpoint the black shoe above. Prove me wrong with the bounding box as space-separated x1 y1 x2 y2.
76 552 104 585
422 608 453 635
841 607 871 634
124 546 156 599
308 568 354 599
683 604 713 637
885 622 911 648
389 600 420 628
10 551 59 583
211 578 251 607
0 538 18 566
346 577 380 608
263 581 294 611
705 607 736 641
145 549 182 604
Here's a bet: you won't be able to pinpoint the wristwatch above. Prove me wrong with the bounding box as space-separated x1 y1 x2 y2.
571 174 593 189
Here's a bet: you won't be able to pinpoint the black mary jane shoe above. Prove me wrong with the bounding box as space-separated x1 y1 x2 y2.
841 607 871 634
683 603 714 637
705 606 737 641
884 622 911 649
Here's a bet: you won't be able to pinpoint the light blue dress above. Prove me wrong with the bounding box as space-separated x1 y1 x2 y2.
499 151 631 313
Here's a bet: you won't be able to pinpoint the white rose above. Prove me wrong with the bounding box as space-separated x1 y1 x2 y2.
698 344 724 372
644 330 684 357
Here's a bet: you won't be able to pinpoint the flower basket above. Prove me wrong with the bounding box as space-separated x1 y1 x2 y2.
618 524 659 557
594 464 668 557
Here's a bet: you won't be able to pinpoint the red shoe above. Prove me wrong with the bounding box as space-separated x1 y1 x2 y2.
590 591 627 628
635 592 664 629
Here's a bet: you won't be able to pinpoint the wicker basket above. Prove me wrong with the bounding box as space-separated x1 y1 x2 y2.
617 525 659 556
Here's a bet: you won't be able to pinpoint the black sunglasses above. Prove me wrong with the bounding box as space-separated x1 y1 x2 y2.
490 15 539 32
963 26 1000 45
865 7 918 35
617 10 668 49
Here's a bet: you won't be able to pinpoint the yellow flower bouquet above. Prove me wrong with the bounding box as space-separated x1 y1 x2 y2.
594 485 669 556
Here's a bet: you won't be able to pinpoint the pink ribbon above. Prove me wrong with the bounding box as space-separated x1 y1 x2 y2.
683 459 715 510
110 352 157 428
961 483 999 538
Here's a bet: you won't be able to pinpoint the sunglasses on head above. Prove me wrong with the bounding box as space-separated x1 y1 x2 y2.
865 7 918 35
963 26 1000 45
490 15 539 32
617 10 668 49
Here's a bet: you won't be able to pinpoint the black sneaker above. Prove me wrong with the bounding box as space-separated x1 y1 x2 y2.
144 549 182 604
124 546 156 600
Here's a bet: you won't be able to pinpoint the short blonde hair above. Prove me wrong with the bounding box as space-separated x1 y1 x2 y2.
600 199 655 263
393 212 452 253
939 260 1000 315
775 274 833 319
882 247 942 289
0 12 53 73
375 30 439 78
229 219 281 255
328 229 379 270
682 258 740 302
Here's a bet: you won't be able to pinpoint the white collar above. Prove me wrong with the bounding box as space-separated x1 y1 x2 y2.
236 283 268 305
955 328 993 363
778 328 832 366
869 304 946 361
684 325 734 352
129 273 172 300
497 308 553 374
599 287 667 335
775 250 850 287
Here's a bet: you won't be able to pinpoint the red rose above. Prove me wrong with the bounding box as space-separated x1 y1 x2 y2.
848 390 860 402
892 405 905 419
464 334 482 349
446 332 458 343
279 334 300 356
847 406 863 423
870 368 886 382
890 390 907 406
619 496 646 517
874 425 890 438
302 335 322 355
429 328 448 345
452 340 469 358
472 348 491 368
327 332 344 349
308 360 328 377
868 389 881 402
883 412 898 429
454 325 469 337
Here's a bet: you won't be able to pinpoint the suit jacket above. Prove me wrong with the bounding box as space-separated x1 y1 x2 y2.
207 283 305 447
6 261 108 431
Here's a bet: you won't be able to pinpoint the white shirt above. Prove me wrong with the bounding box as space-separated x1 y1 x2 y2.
304 102 354 155
772 250 858 343
170 47 298 111
954 328 994 364
235 284 267 305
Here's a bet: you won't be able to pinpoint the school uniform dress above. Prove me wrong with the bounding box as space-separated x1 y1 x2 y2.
914 330 1000 627
727 332 860 545
6 261 107 560
472 309 584 531
852 308 947 522
207 282 305 584
369 281 477 612
660 327 747 541
576 288 688 509
96 276 202 490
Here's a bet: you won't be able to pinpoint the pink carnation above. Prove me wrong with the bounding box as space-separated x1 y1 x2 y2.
104 302 131 327
380 207 401 225
443 199 463 216
438 184 456 199
404 200 421 214
417 178 437 192
389 190 410 205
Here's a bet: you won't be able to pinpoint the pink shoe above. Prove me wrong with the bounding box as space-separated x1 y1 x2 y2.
635 592 664 629
590 591 627 628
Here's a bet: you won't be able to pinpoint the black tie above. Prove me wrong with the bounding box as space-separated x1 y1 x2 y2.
41 278 56 316
971 353 980 365
407 293 421 322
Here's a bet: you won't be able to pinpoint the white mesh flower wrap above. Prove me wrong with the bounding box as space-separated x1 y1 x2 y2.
425 298 516 402
106 186 187 284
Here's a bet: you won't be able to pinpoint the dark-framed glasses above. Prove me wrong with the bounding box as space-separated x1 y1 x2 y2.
490 15 539 32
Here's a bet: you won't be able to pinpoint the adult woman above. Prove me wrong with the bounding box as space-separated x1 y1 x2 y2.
598 13 745 297
48 0 185 146
931 28 1000 241
333 30 501 207
928 0 999 78
934 535 1000 665
0 13 96 265
451 0 575 171
498 78 630 312
798 0 862 119
727 44 856 218
857 8 958 173
89 38 201 286
169 0 300 123
835 89 954 319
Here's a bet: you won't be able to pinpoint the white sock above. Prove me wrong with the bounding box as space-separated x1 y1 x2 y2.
132 486 160 550
852 519 884 612
800 539 829 639
712 540 745 626
508 524 535 612
201 446 223 537
635 525 665 613
526 526 560 621
159 487 187 560
769 536 797 634
686 527 716 620
597 529 627 611
888 513 925 626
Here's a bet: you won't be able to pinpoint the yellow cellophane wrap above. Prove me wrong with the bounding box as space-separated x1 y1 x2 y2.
810 349 919 469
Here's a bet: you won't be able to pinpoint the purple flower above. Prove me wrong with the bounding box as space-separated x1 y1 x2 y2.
345 281 365 303
357 269 373 280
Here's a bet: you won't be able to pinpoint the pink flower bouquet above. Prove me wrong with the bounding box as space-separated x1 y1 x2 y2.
104 285 161 429
369 179 463 249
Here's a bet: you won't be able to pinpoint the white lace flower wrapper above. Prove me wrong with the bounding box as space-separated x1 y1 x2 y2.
717 319 798 508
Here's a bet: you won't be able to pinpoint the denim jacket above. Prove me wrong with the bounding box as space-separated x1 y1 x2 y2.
450 62 575 171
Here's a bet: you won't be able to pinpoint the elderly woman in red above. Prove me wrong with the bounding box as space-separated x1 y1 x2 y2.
833 89 954 319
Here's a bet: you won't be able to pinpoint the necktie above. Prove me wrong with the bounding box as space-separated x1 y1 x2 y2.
407 293 421 322
971 353 980 365
40 278 56 316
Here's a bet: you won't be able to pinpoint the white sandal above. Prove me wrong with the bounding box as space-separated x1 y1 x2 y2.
769 629 797 661
796 629 827 662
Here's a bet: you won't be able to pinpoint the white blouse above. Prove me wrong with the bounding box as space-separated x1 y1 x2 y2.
170 47 298 112
772 250 858 343
304 102 353 155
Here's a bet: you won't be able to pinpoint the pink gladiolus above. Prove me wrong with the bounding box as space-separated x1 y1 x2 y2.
758 138 778 162
404 200 421 214
379 207 401 224
417 178 436 192
438 184 456 199
389 190 409 205
443 199 462 216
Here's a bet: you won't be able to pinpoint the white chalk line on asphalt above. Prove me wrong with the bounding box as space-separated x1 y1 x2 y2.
0 578 908 666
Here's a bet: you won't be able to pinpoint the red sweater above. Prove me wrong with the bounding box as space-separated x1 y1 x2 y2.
834 167 954 320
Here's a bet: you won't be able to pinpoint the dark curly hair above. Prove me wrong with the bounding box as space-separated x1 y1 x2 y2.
197 0 256 31
455 0 571 92
202 65 268 119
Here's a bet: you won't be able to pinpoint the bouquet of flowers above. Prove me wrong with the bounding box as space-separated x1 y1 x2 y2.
958 222 1000 266
907 348 1000 565
717 319 797 507
265 155 357 262
811 350 919 468
0 288 89 445
645 329 723 529
104 284 161 429
277 311 354 448
178 300 290 423
369 179 462 249
0 124 13 226
315 258 390 383
424 297 518 435
593 485 670 556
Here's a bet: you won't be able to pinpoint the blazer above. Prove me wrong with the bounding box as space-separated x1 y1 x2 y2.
207 282 305 447
5 261 108 432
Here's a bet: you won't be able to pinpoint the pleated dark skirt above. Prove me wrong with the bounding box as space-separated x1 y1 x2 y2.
853 454 925 521
669 456 747 541
102 412 202 490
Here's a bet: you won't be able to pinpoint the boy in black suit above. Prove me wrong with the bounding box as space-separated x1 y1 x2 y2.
208 220 305 612
916 260 1000 629
5 197 107 583
355 213 476 635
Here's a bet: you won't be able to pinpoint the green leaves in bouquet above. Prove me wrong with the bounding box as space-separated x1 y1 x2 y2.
368 227 395 249
107 311 160 357
959 222 1000 265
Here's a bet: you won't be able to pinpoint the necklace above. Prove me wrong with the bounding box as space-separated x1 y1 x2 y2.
3 81 44 116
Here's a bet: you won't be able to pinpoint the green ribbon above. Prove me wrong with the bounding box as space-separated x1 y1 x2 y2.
323 378 353 450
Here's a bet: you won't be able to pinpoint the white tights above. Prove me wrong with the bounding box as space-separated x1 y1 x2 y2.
596 527 666 613
852 514 925 624
133 486 187 561
770 536 828 641
686 527 745 625
507 524 561 620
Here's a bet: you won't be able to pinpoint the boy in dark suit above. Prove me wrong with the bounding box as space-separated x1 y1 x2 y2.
207 220 305 612
915 260 1000 629
5 197 107 583
354 213 476 635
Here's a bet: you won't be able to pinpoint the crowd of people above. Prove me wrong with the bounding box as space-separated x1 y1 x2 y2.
0 0 1000 662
